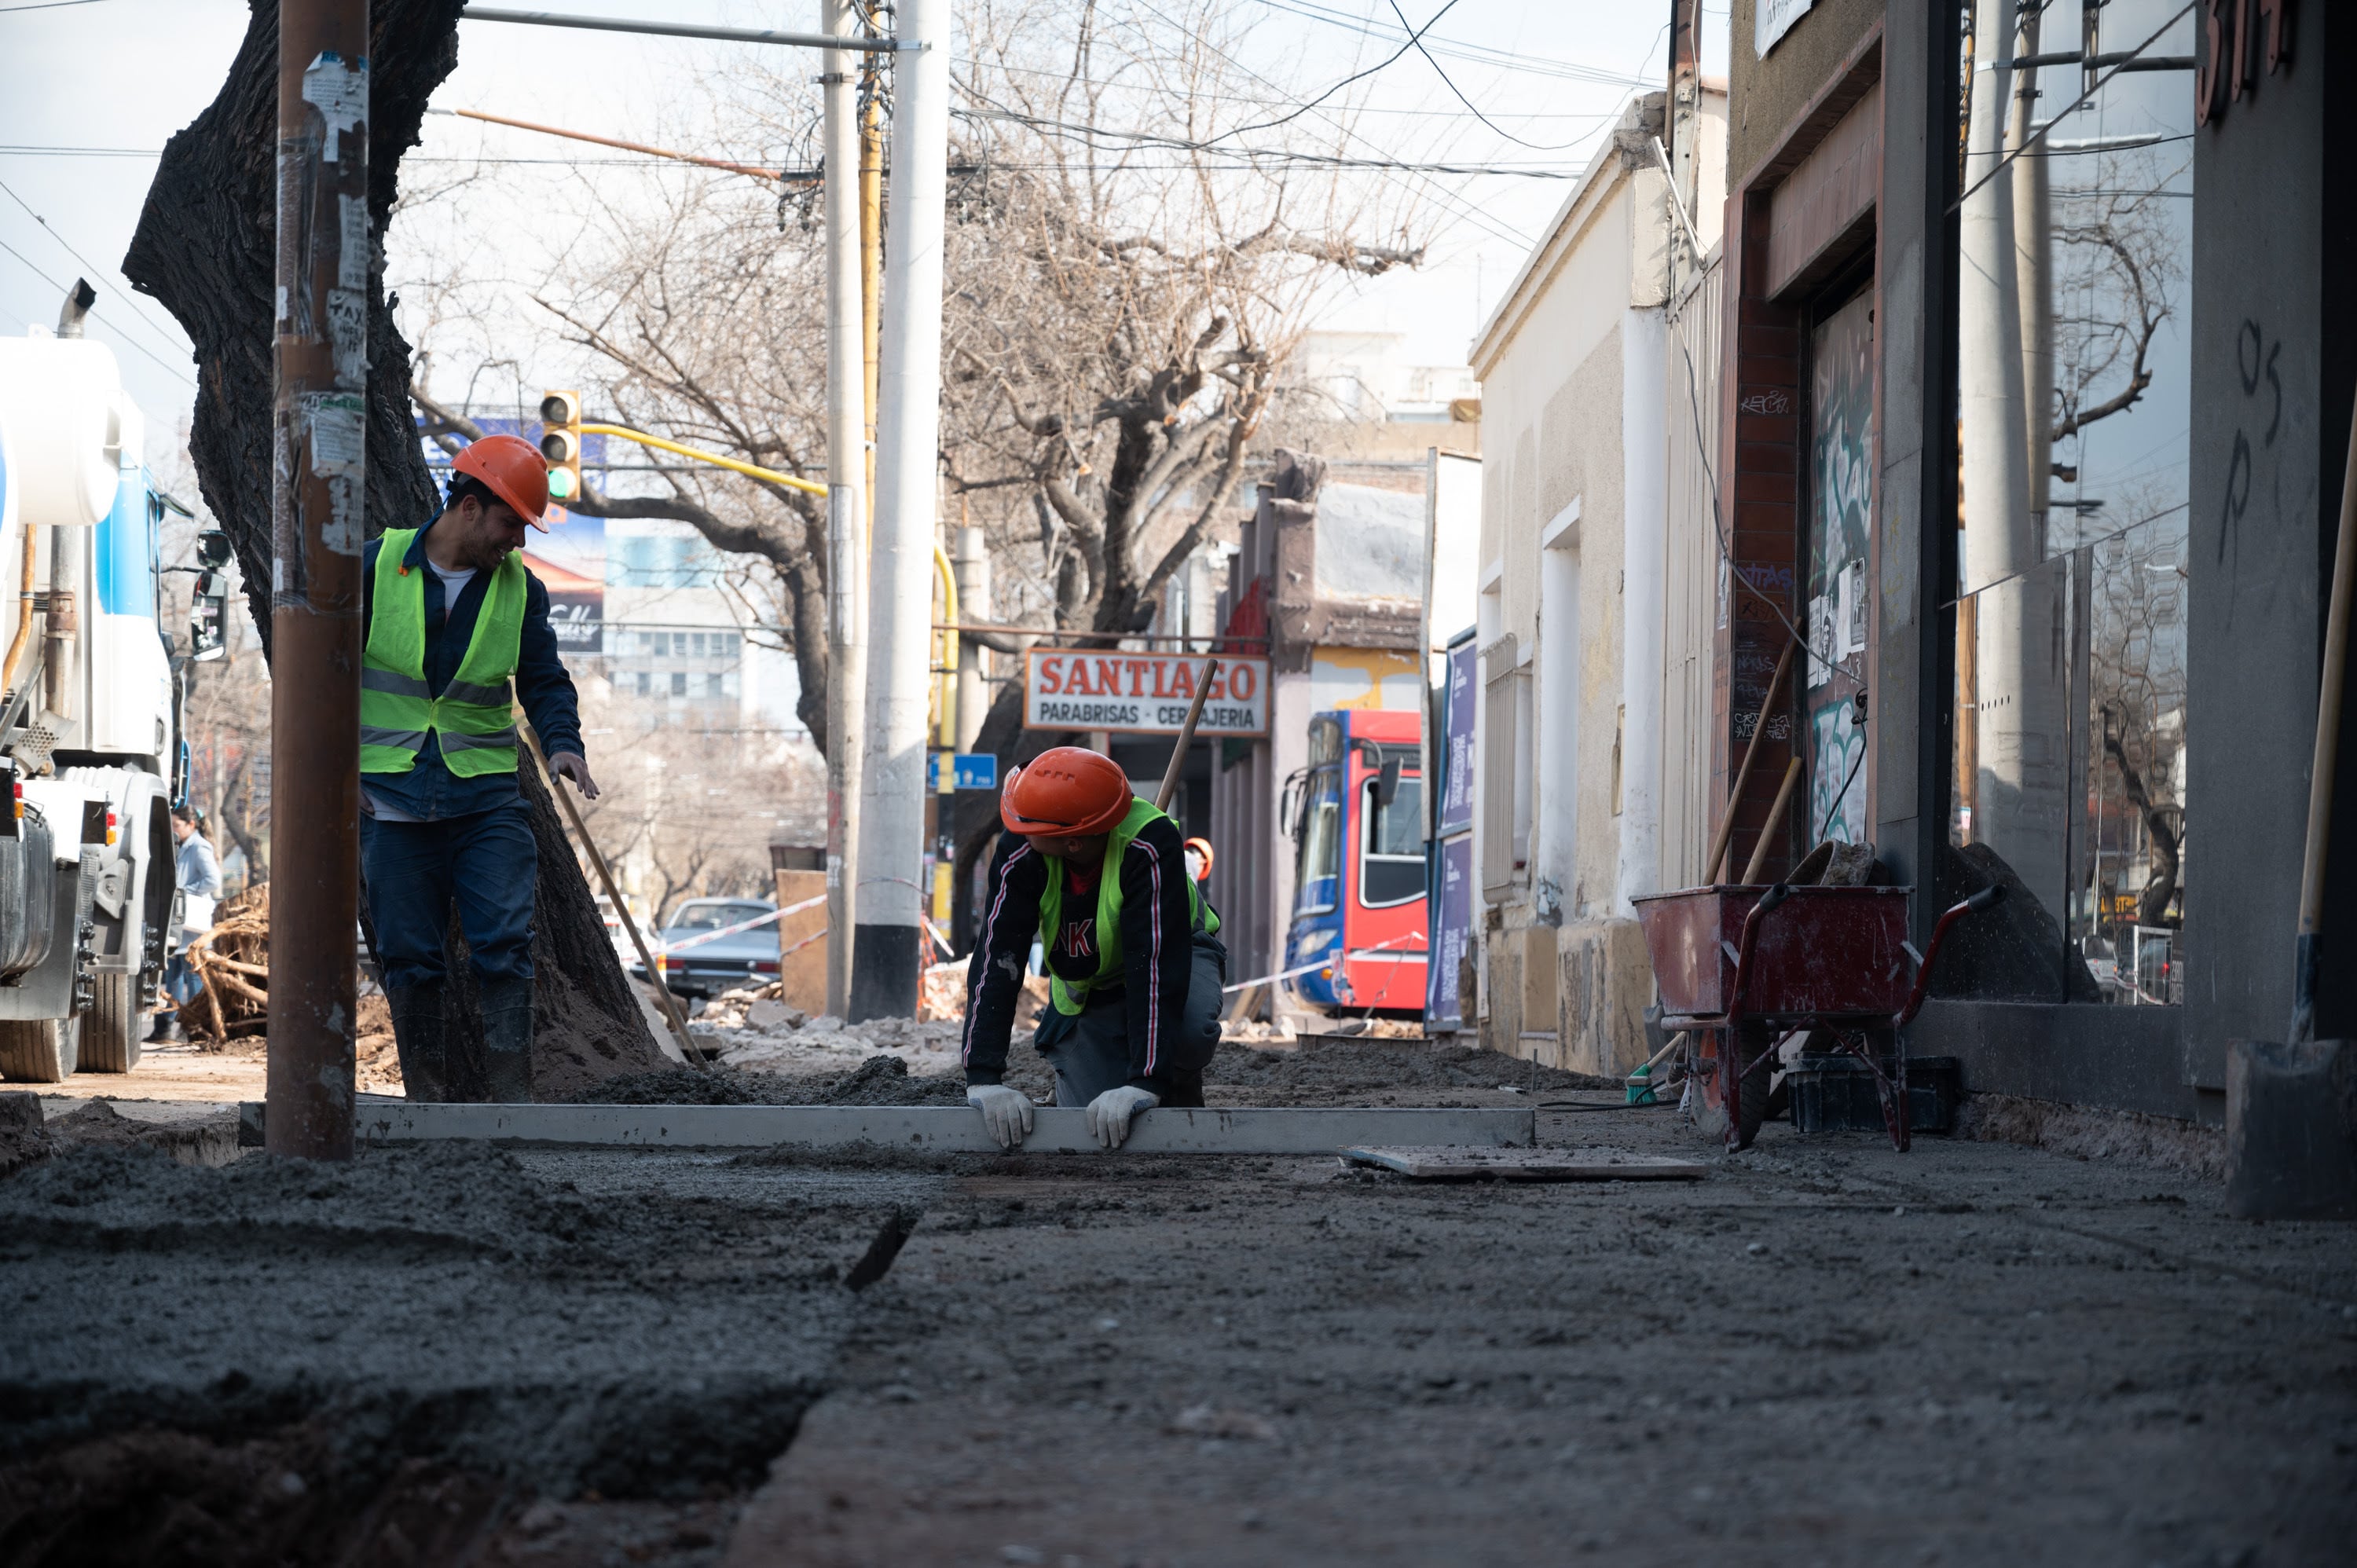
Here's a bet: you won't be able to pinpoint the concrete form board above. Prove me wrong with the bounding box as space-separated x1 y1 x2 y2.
332 1103 1537 1154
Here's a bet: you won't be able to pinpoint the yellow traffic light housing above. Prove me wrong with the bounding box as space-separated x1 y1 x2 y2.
539 390 583 503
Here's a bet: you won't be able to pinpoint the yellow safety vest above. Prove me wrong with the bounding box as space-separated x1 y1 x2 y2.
1035 797 1219 1017
358 529 528 777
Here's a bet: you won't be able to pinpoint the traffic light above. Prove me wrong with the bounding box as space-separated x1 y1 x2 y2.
538 390 582 504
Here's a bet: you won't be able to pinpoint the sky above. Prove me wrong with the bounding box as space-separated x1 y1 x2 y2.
0 0 1728 464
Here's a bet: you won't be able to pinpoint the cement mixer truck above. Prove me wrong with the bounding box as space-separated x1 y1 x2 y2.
0 283 214 1083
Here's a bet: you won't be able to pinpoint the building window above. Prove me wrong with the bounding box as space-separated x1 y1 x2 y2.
1359 774 1425 907
1949 0 2192 1003
706 671 726 699
671 671 687 698
1480 636 1530 896
635 670 650 696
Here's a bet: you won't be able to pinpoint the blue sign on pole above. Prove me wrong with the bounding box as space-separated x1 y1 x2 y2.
929 753 1001 790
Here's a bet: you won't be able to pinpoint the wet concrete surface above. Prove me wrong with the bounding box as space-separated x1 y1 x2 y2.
2 1045 2354 1565
729 1104 2357 1567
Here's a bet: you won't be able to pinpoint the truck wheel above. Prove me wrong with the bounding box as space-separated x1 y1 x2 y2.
79 973 143 1074
0 1016 80 1083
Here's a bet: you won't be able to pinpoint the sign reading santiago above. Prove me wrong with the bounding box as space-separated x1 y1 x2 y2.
1022 650 1270 737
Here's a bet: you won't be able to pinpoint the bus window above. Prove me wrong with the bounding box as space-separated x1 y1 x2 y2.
1359 775 1425 907
1294 767 1343 914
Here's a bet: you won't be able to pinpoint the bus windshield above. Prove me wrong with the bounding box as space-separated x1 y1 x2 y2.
1295 767 1343 914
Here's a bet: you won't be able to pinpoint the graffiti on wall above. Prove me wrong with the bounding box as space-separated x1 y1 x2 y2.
1806 290 1875 844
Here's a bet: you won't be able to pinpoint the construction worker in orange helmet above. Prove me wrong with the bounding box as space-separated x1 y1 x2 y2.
357 434 598 1105
959 746 1226 1150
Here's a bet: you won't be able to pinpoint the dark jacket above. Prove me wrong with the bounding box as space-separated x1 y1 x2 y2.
960 813 1200 1094
358 515 583 822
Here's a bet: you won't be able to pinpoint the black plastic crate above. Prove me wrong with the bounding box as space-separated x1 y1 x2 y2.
1787 1054 1961 1134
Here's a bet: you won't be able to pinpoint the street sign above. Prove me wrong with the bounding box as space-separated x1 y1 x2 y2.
1022 650 1270 737
928 753 1001 790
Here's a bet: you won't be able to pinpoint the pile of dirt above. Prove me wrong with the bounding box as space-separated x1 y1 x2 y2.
1208 1037 1616 1104
1959 1091 2228 1179
574 1065 785 1105
0 1140 885 1548
581 1037 1604 1110
577 1054 988 1108
0 1092 44 1178
37 1100 239 1167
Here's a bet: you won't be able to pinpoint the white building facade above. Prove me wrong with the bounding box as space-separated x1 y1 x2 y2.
1466 88 1727 1075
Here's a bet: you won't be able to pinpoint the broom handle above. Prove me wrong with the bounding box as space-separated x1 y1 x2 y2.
521 724 704 1070
1155 657 1221 812
1740 757 1805 887
2292 397 2357 1042
1704 637 1796 884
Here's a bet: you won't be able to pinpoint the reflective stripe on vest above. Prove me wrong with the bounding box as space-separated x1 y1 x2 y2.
358 529 530 778
1036 797 1219 1018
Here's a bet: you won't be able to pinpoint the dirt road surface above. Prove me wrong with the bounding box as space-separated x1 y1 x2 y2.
3 1040 2352 1566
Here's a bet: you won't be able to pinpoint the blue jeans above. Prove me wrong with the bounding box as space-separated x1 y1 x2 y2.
361 803 538 991
165 951 202 1006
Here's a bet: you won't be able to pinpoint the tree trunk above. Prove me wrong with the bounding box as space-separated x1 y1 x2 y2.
123 0 662 1094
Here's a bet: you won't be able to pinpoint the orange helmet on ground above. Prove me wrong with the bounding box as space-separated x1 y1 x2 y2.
1000 746 1133 837
450 432 552 531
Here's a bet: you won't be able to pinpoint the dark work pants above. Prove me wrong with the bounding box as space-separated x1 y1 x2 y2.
361 803 538 991
1042 939 1224 1108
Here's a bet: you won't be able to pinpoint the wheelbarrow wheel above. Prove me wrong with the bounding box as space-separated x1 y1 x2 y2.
1688 1026 1772 1152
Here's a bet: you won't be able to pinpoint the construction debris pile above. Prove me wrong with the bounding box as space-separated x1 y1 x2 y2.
168 885 270 1045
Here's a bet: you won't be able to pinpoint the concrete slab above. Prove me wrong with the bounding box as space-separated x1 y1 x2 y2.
310 1102 1537 1154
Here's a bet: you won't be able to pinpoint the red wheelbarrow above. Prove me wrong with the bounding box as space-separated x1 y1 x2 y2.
1631 881 2005 1152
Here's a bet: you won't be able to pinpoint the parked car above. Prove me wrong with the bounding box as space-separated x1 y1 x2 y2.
629 897 779 1000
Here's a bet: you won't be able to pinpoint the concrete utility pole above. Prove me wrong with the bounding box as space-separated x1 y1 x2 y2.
851 0 949 1020
821 0 867 1020
267 0 369 1160
1959 0 2066 899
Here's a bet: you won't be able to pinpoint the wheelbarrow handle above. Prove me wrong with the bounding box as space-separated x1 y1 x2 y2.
1896 883 2008 1027
1725 882 1792 1029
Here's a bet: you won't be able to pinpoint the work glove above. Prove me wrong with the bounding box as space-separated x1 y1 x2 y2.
967 1083 1035 1149
1086 1084 1160 1149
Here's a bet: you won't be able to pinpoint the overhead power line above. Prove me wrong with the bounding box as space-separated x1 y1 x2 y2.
0 234 196 388
1187 0 1466 147
0 174 197 361
1382 0 1597 152
1248 0 1656 89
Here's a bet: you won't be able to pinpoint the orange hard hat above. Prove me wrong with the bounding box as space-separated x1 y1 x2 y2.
450 432 552 531
1000 746 1133 837
1183 837 1215 880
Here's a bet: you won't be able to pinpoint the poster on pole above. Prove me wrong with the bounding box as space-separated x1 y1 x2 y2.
1023 650 1269 736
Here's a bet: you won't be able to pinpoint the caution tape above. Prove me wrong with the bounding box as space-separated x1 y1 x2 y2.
654 892 827 959
1219 930 1428 994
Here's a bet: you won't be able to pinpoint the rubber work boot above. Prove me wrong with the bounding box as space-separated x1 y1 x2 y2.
386 980 449 1102
478 975 536 1105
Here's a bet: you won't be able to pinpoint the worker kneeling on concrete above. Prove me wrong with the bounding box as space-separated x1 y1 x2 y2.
962 747 1225 1150
359 434 598 1103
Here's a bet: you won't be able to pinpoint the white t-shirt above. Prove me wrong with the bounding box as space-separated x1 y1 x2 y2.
425 556 477 604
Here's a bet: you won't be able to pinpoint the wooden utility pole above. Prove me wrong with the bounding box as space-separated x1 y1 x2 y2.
266 0 369 1159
